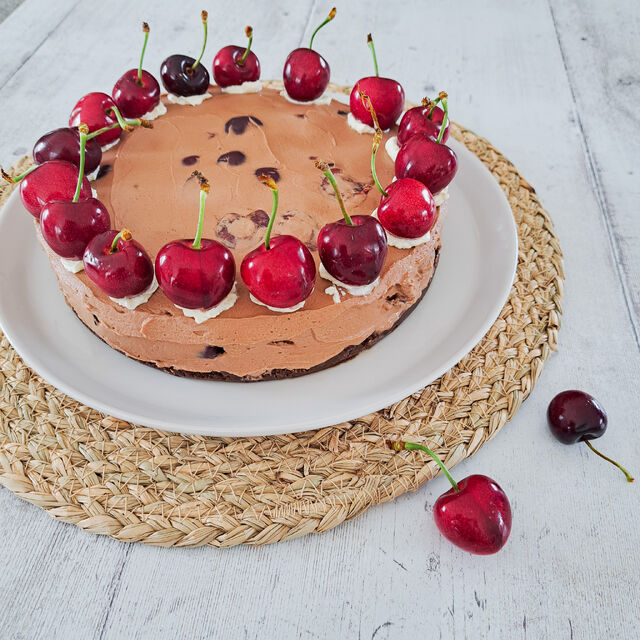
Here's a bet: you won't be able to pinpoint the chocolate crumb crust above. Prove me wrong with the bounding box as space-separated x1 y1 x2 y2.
73 251 439 382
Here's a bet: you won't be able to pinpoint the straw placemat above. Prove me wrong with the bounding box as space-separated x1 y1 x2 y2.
0 108 563 547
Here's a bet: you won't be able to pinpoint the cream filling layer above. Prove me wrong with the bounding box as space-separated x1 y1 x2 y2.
175 284 238 324
110 276 159 310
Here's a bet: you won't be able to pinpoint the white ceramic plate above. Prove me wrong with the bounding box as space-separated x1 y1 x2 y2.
0 137 517 437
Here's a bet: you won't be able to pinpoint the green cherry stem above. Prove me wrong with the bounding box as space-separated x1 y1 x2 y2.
436 91 449 144
190 171 210 250
110 229 132 254
237 26 253 66
137 22 150 85
87 117 152 141
360 89 388 197
584 440 634 483
190 10 208 72
315 161 353 226
72 124 88 202
1 164 37 183
309 7 336 50
259 174 279 250
367 33 379 77
387 439 460 492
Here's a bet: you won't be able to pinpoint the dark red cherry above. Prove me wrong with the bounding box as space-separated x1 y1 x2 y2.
33 128 102 174
397 103 449 146
40 198 111 259
283 49 330 102
395 133 458 194
282 8 335 102
378 178 436 239
213 26 260 88
350 77 404 131
83 229 154 298
69 92 121 147
113 69 161 118
20 160 92 219
547 390 607 444
434 475 512 555
156 239 235 309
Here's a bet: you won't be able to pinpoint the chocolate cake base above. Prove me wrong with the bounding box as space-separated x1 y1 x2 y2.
73 251 439 382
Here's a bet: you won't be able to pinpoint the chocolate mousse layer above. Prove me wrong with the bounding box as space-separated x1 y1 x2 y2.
40 87 444 380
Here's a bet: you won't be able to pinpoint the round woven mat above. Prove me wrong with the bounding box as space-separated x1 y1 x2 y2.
0 112 563 547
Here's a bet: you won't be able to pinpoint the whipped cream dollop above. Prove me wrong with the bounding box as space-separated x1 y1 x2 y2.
347 112 376 134
100 139 119 153
110 276 159 310
433 187 449 207
166 92 212 106
280 89 332 106
371 208 431 249
222 81 263 94
60 257 84 273
324 285 342 304
91 188 98 198
319 263 379 297
142 101 168 120
86 167 99 182
385 136 401 162
249 293 308 313
175 284 238 323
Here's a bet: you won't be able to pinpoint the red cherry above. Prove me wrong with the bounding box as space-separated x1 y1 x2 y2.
33 127 102 174
112 22 161 118
397 101 449 146
282 8 335 102
69 92 121 147
241 175 315 309
155 172 235 310
434 475 512 555
378 178 436 239
213 26 260 88
83 229 154 298
316 161 386 286
395 132 458 194
349 35 404 130
40 198 111 259
18 160 92 219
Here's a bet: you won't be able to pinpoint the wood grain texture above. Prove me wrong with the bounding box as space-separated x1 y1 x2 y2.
0 0 639 639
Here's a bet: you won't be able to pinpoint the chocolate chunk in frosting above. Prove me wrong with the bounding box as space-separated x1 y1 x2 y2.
224 115 263 135
217 151 246 166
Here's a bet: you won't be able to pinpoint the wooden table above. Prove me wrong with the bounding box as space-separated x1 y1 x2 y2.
1 1 638 638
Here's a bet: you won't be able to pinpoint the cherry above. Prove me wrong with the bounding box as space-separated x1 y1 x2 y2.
213 25 260 88
69 93 121 147
33 127 102 174
349 34 405 131
388 440 512 555
316 161 386 286
282 8 336 102
113 22 161 118
241 176 316 310
160 11 210 97
548 390 634 483
83 229 154 299
40 125 110 259
2 160 92 219
397 96 450 146
156 172 236 310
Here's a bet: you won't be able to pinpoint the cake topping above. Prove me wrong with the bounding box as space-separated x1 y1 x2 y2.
224 115 263 135
316 161 387 290
397 95 450 146
155 171 237 312
112 21 162 119
349 34 405 131
213 25 261 89
254 167 280 182
181 155 200 166
241 175 316 311
217 151 246 166
33 127 103 175
160 10 210 97
282 7 336 103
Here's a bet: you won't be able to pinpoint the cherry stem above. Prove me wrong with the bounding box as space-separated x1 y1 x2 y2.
315 161 353 225
137 22 150 85
360 89 388 197
191 171 210 250
110 229 132 254
367 33 379 77
87 116 152 141
436 92 449 144
1 165 37 183
237 26 253 66
584 440 634 483
190 10 208 72
309 7 336 50
258 174 279 250
387 439 460 492
72 124 88 203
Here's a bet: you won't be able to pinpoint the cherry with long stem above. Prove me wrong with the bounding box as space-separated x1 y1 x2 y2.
190 10 208 74
309 7 336 49
315 161 353 225
585 440 634 482
260 174 279 250
237 26 254 66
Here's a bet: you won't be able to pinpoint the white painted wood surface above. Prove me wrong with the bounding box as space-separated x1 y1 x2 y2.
1 0 639 638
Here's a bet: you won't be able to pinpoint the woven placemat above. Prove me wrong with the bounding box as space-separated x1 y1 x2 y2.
0 109 563 547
